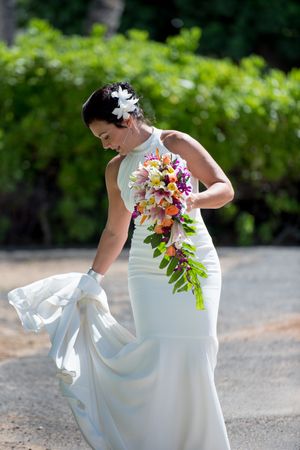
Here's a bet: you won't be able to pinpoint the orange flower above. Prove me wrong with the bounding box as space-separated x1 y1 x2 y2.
162 155 171 165
161 218 174 227
168 173 177 182
140 215 148 225
166 245 176 256
154 224 164 234
165 205 179 216
159 199 169 208
173 192 181 199
137 204 144 213
155 148 160 158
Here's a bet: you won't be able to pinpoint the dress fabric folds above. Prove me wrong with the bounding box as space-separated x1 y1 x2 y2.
8 127 231 450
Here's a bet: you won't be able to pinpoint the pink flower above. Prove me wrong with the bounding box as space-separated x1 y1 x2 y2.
134 188 147 202
153 189 172 204
149 206 166 222
136 167 149 183
167 221 191 247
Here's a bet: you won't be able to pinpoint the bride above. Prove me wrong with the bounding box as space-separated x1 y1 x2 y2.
9 81 234 450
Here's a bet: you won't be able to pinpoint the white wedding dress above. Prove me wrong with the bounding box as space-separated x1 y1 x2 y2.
8 127 231 450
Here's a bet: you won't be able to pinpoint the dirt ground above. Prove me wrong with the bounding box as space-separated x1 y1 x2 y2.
0 247 299 450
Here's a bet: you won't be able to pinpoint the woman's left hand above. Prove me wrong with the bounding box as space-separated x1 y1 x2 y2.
186 193 199 213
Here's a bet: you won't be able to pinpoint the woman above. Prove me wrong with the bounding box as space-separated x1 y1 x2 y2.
9 81 233 450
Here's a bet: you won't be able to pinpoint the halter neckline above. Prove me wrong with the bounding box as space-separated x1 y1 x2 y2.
131 127 160 153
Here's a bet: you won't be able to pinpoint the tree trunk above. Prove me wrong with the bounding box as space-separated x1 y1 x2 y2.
85 0 125 37
0 0 15 45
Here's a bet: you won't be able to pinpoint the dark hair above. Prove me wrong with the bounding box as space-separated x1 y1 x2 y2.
82 81 145 128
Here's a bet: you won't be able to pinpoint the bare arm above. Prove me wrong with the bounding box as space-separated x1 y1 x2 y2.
162 131 234 210
91 156 132 275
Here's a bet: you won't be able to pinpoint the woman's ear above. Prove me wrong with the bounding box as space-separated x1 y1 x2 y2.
124 116 133 128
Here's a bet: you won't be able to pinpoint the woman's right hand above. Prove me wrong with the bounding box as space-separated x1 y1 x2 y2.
87 268 104 285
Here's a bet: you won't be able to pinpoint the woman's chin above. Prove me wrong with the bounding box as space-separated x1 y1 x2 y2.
118 147 130 156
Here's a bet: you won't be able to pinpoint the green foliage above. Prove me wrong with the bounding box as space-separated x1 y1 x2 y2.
16 0 300 71
17 0 87 35
0 20 299 246
121 0 300 71
235 212 255 246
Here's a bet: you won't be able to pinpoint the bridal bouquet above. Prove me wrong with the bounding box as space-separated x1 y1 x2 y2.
129 149 207 310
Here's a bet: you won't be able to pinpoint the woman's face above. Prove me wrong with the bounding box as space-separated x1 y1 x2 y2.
89 120 131 156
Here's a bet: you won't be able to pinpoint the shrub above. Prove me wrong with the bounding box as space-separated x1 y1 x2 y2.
0 20 299 246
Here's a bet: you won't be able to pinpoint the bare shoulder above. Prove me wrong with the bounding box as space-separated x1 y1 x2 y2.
105 155 125 183
160 129 195 156
161 129 232 188
106 154 124 173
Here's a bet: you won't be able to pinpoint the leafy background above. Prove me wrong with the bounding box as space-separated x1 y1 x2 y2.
0 1 299 247
16 0 300 71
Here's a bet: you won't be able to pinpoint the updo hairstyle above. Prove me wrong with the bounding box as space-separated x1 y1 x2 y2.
82 81 145 128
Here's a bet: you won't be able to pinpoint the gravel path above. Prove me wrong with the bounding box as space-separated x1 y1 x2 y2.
0 247 299 450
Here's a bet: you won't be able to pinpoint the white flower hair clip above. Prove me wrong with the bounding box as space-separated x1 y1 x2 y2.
111 86 139 120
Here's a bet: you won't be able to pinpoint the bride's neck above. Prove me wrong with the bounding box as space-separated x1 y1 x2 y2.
132 122 153 147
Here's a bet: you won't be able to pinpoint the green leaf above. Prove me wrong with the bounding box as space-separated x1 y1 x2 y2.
172 274 186 292
166 257 179 276
177 283 190 293
195 287 205 310
168 268 183 284
182 224 196 234
188 259 206 270
144 233 156 244
151 233 162 248
188 261 208 278
182 214 195 224
159 256 170 269
180 247 194 255
182 242 196 252
157 241 166 252
153 247 163 257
